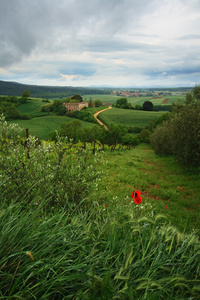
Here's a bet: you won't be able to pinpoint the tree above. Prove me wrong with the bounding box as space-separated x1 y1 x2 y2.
143 101 153 111
88 98 94 107
7 106 21 119
94 100 103 107
186 84 200 104
193 84 200 100
105 123 127 151
151 96 200 167
71 95 83 102
21 90 31 98
137 129 151 143
116 98 128 107
81 125 102 153
60 120 82 143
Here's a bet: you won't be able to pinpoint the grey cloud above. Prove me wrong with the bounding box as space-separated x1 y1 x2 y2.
178 34 200 40
0 0 200 87
0 0 155 66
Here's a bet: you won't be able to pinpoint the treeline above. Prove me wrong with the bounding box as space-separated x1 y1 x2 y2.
49 121 144 152
151 85 200 167
113 98 172 111
0 80 111 98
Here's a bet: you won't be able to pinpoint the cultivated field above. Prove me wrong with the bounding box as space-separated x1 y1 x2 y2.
83 94 185 106
98 107 165 128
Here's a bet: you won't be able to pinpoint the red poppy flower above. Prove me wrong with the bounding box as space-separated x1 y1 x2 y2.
104 204 107 207
131 190 142 204
165 205 168 209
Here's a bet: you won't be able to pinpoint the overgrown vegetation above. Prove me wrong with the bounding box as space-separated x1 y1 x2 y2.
151 85 200 167
0 95 29 119
1 115 200 299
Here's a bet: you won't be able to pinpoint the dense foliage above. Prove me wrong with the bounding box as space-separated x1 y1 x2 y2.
41 99 66 115
49 119 139 151
143 100 154 111
151 85 200 167
0 116 102 209
67 110 97 123
0 95 27 115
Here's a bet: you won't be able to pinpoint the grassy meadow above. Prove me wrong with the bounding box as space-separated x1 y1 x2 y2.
98 107 165 128
7 115 95 140
98 144 200 234
17 97 53 116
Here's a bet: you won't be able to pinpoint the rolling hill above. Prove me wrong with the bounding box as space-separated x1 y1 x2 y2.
0 80 111 98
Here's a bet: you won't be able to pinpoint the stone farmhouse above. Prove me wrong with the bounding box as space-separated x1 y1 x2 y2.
63 101 89 112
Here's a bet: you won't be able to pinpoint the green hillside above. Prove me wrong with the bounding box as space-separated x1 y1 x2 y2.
99 107 165 127
0 80 111 98
8 116 94 140
17 98 53 116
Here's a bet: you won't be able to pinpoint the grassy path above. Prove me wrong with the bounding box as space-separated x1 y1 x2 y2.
97 144 200 234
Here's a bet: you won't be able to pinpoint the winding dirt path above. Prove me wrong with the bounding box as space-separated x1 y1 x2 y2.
94 106 112 130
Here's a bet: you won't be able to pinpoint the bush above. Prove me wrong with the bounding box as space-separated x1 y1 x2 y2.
20 113 31 120
151 120 174 155
151 100 200 167
0 138 102 208
68 110 97 123
137 129 151 143
6 106 21 119
170 101 200 166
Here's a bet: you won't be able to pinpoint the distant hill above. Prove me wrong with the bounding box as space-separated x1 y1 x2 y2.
0 80 111 98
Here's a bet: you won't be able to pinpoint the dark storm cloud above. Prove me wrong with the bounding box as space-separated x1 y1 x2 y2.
0 0 153 66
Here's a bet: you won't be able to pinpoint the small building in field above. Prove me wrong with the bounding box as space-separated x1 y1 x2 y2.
63 101 89 112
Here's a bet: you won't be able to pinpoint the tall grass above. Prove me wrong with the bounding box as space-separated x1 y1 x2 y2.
1 200 200 299
1 117 200 299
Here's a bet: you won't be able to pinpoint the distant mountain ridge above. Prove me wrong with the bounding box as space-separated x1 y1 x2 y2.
0 80 111 98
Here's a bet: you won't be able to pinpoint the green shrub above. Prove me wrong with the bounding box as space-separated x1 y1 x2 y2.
0 117 103 208
151 101 200 167
20 113 31 120
68 110 97 123
151 120 174 155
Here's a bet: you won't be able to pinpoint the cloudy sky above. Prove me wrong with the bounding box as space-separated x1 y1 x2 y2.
0 0 200 87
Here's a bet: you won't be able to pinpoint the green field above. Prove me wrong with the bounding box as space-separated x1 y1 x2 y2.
8 116 95 140
6 94 184 140
98 107 165 128
83 94 185 106
127 95 185 106
17 98 53 116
